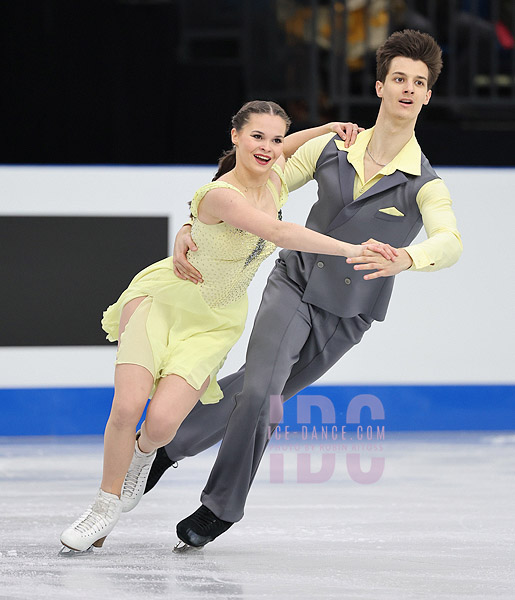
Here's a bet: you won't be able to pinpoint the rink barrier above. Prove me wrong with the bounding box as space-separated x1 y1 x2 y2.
1 385 514 436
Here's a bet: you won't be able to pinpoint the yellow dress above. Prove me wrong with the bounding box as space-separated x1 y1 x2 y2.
101 163 288 405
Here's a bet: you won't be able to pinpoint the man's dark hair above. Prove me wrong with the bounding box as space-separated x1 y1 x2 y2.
376 29 443 89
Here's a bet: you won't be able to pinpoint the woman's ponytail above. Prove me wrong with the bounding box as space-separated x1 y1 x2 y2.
212 148 237 181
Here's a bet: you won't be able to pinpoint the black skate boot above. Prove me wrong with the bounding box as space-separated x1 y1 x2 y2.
176 505 233 548
143 447 177 494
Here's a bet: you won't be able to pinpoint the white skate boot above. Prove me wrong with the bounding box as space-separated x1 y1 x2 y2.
121 434 156 513
60 489 122 554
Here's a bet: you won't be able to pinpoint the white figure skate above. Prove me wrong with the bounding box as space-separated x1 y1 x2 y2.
121 435 156 513
59 489 122 555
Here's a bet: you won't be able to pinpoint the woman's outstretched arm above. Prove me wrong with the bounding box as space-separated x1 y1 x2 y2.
200 187 397 261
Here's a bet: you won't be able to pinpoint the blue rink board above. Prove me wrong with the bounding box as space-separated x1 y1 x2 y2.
1 385 514 436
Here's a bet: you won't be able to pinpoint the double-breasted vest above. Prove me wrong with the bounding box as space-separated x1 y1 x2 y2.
280 135 440 321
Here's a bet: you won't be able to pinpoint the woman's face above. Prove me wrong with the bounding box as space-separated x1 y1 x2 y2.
231 113 287 173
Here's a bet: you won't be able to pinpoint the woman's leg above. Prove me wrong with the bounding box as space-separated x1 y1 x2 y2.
119 374 209 514
101 296 154 496
138 374 210 454
60 296 154 551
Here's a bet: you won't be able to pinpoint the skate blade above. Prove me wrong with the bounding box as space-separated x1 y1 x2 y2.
58 545 94 557
173 540 204 553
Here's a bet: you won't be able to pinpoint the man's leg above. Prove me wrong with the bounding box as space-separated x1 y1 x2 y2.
198 266 317 523
174 303 373 546
174 296 373 548
282 313 374 400
200 307 373 521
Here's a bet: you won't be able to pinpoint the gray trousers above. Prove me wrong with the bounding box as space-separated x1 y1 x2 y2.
164 260 373 522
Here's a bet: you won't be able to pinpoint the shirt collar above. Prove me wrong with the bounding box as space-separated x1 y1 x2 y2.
334 126 422 178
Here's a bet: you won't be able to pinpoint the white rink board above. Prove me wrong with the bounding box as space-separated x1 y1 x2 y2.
1 165 514 387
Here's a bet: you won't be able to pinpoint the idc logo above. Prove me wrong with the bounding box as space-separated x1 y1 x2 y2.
268 394 385 484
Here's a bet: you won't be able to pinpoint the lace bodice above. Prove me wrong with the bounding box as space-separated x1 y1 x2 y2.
187 164 288 308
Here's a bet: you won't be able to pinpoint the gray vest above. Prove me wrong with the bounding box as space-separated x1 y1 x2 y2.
280 135 439 321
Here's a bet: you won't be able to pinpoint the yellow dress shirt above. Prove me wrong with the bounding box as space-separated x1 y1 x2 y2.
283 128 463 271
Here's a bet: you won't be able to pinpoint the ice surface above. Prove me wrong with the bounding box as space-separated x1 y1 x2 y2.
0 432 514 599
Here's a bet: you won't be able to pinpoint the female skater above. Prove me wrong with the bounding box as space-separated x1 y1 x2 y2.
59 100 397 553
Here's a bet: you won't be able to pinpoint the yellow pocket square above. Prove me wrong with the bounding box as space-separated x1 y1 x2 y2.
379 207 405 217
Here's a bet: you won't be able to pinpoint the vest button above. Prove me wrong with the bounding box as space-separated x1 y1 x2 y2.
317 261 325 268
344 277 351 285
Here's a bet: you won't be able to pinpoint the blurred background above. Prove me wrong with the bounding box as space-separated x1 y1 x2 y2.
2 0 514 166
1 0 514 435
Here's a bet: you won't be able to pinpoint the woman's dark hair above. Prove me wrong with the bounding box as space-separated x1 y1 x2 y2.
376 29 443 89
212 100 291 181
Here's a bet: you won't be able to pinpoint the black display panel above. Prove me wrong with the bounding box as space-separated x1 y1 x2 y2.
1 216 169 346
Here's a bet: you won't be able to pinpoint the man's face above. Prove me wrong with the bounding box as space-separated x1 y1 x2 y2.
375 56 432 122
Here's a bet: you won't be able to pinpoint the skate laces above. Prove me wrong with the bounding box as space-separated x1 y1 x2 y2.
74 495 116 534
75 509 106 534
122 454 154 498
190 506 222 531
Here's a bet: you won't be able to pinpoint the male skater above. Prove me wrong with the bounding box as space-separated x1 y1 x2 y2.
145 29 462 547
